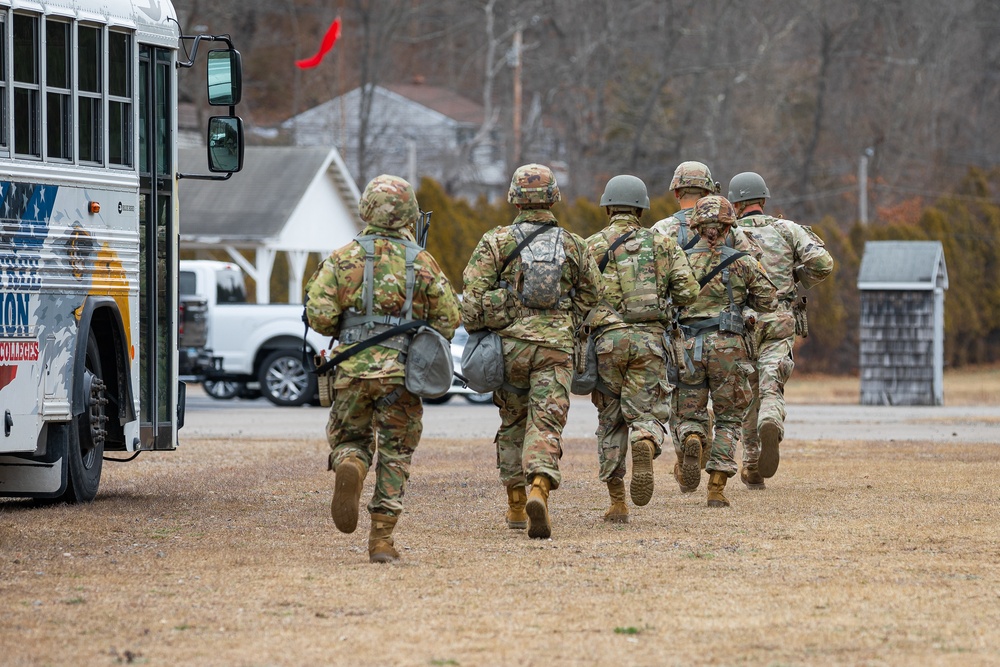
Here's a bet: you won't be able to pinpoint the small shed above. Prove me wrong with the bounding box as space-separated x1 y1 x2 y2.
857 241 949 405
178 146 361 304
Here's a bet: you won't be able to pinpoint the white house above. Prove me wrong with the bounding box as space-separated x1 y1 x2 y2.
177 146 361 304
281 82 508 201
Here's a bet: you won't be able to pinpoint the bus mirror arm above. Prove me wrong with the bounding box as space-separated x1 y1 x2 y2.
176 34 235 69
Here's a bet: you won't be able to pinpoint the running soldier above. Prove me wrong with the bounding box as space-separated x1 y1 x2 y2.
306 175 460 563
651 161 720 249
584 175 699 522
728 172 834 485
462 163 600 539
674 196 776 507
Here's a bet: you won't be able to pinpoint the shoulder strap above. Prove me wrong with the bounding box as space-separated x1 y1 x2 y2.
598 229 636 273
499 224 552 277
353 234 424 324
697 248 747 288
682 233 700 251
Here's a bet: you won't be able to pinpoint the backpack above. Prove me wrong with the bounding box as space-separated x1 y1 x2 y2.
504 223 567 310
606 228 666 323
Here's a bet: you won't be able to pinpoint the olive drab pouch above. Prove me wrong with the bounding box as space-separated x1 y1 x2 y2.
570 333 598 395
461 330 504 393
404 326 454 399
514 224 566 309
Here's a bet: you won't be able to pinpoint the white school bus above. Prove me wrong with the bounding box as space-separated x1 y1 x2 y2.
0 0 244 501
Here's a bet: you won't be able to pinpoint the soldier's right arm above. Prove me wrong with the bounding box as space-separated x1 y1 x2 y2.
742 256 778 314
790 222 834 288
460 231 501 333
304 254 344 336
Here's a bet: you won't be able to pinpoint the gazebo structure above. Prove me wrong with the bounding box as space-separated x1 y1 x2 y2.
178 146 361 303
857 240 949 405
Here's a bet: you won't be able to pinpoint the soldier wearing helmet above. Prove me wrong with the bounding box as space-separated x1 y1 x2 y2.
306 174 460 563
727 172 834 486
673 195 776 508
462 163 601 539
651 161 721 249
582 175 699 523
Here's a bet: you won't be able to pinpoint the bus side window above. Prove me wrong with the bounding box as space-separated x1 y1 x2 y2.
108 31 132 167
13 12 40 158
78 23 102 164
46 19 72 161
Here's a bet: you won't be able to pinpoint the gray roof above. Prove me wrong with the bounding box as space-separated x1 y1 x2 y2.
857 240 948 291
178 146 335 240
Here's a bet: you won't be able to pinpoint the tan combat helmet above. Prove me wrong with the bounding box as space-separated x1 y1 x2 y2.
359 174 419 230
670 161 720 194
690 195 737 232
508 163 561 207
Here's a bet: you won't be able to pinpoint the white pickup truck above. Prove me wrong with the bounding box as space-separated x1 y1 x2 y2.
179 260 330 406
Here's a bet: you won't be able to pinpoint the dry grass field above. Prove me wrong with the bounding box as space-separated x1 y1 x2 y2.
786 364 1000 405
1 368 998 666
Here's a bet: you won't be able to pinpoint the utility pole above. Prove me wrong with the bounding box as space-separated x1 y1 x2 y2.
859 146 874 224
512 27 522 167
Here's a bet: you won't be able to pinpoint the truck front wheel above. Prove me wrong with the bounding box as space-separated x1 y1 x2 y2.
258 349 317 407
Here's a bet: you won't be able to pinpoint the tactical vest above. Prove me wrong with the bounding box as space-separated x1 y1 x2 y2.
682 245 746 354
338 234 423 352
605 228 667 323
500 223 571 311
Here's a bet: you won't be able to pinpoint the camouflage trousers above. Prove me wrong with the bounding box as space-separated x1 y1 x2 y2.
742 314 796 466
494 338 572 490
674 330 754 477
591 327 672 483
326 374 422 517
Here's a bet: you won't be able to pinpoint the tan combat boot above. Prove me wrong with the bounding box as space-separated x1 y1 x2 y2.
673 460 698 493
506 485 528 529
604 478 629 524
331 455 366 533
740 465 766 490
707 471 731 508
525 475 552 539
629 439 655 506
368 513 400 563
758 419 782 478
679 433 704 492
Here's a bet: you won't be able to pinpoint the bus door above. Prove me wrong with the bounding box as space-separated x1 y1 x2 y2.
137 45 175 449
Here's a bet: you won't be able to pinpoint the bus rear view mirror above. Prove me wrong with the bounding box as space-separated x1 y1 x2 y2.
207 49 242 106
207 116 244 173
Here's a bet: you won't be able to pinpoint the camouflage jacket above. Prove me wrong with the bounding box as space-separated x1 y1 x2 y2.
305 224 460 379
735 213 834 301
584 213 699 331
651 208 696 247
679 238 777 321
462 208 600 352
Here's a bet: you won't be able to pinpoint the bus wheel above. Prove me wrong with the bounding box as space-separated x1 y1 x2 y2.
62 331 107 503
258 349 316 407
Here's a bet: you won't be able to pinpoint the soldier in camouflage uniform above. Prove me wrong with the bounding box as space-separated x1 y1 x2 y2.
651 161 721 479
651 161 720 248
584 175 699 523
728 172 834 486
674 196 776 507
305 175 460 563
462 164 600 539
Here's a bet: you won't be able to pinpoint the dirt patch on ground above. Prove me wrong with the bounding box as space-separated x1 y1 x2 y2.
3 432 999 666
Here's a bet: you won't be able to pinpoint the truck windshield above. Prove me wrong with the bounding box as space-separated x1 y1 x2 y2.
179 271 197 296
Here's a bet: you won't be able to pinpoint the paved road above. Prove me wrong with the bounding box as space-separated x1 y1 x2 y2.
182 388 1000 443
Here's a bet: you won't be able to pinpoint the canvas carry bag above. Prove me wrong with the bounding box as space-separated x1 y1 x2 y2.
404 325 454 398
460 330 504 393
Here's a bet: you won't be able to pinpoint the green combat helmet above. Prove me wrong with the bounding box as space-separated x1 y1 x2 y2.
600 174 650 209
690 195 737 232
728 171 770 204
359 174 419 230
669 161 720 194
508 163 561 207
